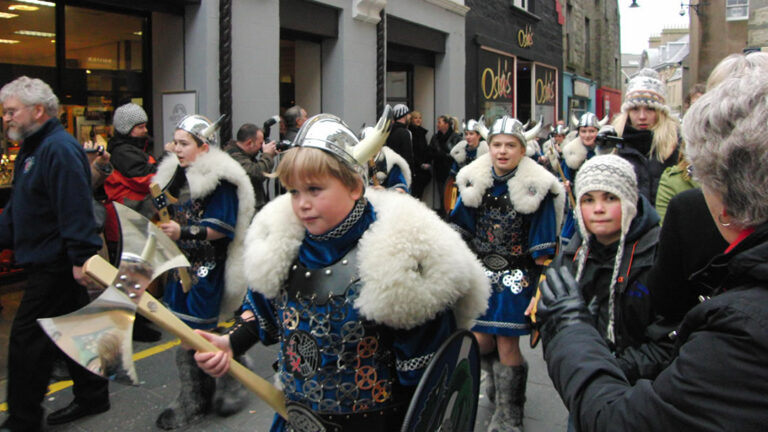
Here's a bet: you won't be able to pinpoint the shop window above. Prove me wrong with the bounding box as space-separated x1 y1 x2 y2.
63 6 146 142
0 0 56 69
726 0 748 21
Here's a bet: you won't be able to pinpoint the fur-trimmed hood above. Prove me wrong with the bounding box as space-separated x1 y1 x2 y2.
243 189 491 330
455 153 565 229
154 148 255 320
562 136 593 170
450 140 489 165
375 146 412 187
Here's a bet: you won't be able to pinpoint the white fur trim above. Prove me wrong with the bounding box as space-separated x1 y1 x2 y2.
562 136 589 170
155 148 255 321
450 140 489 165
378 146 412 187
526 139 541 158
455 153 565 229
542 138 561 167
243 190 491 330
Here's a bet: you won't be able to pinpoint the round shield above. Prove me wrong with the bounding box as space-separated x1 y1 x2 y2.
400 329 480 432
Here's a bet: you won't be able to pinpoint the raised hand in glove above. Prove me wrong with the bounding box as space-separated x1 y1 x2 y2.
537 266 593 346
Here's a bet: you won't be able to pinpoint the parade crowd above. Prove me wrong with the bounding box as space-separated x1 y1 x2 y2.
1 50 768 432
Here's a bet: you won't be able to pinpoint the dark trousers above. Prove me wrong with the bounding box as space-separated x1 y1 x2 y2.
5 268 108 431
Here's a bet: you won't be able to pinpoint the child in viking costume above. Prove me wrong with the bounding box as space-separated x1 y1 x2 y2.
154 114 255 429
193 108 490 431
449 118 489 177
450 115 564 432
559 113 601 244
367 128 412 193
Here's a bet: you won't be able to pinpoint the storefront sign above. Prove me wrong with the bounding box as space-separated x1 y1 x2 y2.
479 47 516 122
518 25 534 48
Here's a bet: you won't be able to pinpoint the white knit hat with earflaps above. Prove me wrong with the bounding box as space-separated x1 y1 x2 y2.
573 154 638 344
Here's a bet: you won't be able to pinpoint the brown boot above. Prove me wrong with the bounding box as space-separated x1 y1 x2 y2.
156 348 215 430
488 359 528 432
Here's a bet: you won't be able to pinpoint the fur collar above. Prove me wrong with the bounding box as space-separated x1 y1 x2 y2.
243 189 491 330
376 146 412 187
455 153 565 228
542 138 561 167
562 136 591 170
450 140 489 164
154 149 255 320
526 139 541 158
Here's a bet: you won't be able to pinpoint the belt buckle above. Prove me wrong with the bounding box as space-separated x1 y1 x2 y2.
482 253 509 271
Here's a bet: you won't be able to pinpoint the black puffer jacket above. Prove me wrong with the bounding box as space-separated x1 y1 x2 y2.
545 220 768 432
553 195 672 382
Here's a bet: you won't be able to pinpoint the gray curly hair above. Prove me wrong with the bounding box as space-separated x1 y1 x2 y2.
682 70 768 227
0 76 59 118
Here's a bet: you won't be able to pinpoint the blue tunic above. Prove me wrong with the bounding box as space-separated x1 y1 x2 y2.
163 181 238 329
242 199 456 431
451 172 557 336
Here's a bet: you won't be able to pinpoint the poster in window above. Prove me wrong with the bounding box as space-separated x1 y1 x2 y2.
161 91 197 146
532 63 558 131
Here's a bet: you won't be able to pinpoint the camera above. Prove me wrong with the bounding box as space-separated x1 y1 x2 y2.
595 126 624 155
262 115 280 141
84 145 104 155
276 139 293 152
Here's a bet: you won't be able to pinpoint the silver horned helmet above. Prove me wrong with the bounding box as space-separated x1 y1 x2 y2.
175 114 225 147
296 105 393 171
488 115 538 146
577 112 600 129
465 117 490 141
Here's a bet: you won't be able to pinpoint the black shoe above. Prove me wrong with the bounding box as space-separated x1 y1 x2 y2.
46 400 110 426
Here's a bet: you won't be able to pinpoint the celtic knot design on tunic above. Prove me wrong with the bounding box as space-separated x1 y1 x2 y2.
285 331 319 379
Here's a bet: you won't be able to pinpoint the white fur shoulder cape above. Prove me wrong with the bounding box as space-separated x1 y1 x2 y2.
562 136 589 170
450 140 489 165
376 146 412 187
454 153 565 230
154 149 256 321
243 189 491 330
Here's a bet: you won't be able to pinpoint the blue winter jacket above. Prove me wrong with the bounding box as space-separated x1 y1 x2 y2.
0 118 101 268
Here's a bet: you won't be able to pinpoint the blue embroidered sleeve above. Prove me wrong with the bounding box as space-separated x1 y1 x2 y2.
392 311 456 386
528 193 558 259
200 181 239 239
449 196 475 233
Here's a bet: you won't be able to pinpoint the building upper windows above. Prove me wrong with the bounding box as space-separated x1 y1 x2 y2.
512 0 530 12
726 0 749 21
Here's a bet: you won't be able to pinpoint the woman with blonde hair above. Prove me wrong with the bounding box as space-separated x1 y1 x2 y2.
612 68 679 204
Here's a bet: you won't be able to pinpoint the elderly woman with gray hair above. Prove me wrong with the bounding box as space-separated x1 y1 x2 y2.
535 69 768 431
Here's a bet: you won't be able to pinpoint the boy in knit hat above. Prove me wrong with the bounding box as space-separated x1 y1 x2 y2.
551 155 671 384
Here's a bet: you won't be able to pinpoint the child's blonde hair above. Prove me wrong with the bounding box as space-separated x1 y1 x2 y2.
273 147 362 191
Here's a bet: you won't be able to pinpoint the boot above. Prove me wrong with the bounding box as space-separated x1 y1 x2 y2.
212 353 253 417
481 353 496 404
156 348 215 430
488 359 528 432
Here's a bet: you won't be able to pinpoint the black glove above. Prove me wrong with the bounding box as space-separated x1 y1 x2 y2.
537 266 593 346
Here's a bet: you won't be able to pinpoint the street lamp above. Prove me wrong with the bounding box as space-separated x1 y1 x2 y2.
680 1 706 16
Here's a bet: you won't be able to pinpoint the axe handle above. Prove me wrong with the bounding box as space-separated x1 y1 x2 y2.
149 183 192 293
135 292 288 419
83 255 288 420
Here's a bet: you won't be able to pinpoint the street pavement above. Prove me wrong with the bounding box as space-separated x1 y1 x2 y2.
1 328 567 431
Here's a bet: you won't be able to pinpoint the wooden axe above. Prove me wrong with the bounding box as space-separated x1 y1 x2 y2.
38 203 287 419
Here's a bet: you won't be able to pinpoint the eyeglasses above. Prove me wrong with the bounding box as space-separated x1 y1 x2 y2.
2 105 31 119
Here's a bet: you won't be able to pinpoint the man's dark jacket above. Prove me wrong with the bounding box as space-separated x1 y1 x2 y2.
545 220 768 432
0 119 101 268
385 122 414 173
224 141 273 211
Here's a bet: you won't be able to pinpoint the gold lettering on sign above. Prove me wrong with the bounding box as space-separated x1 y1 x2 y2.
481 58 513 100
518 25 534 48
535 70 555 105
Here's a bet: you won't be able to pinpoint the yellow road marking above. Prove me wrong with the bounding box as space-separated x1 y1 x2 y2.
0 319 235 412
